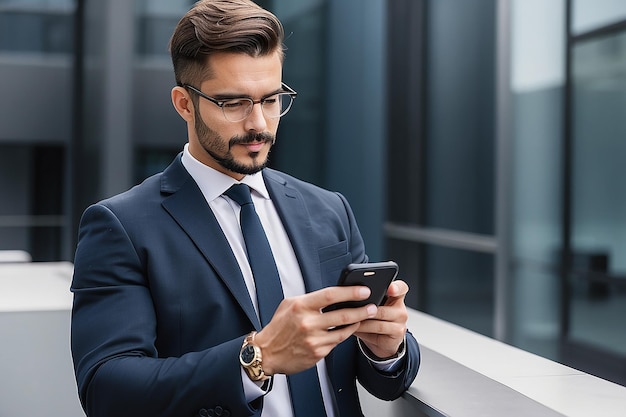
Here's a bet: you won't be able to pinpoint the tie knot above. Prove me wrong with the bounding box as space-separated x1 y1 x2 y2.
225 183 253 206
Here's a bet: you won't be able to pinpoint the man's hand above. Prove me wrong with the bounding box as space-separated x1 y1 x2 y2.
255 285 377 375
354 280 409 359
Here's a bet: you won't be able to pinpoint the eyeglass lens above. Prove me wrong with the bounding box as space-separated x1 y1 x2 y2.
222 93 293 122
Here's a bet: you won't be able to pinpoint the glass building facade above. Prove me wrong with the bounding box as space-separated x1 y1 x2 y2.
1 0 625 385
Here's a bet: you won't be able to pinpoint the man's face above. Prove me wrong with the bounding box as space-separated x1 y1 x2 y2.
188 51 283 179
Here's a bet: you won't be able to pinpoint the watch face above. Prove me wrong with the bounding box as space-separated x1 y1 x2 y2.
241 344 256 365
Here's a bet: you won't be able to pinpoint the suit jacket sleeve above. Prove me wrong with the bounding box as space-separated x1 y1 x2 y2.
71 203 259 417
356 332 420 401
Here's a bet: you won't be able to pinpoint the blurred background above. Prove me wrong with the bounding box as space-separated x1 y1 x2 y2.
1 0 625 387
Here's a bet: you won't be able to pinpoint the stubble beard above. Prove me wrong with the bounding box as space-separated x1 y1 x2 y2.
194 114 275 176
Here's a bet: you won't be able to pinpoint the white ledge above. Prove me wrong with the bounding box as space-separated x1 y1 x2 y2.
386 309 626 417
0 261 74 312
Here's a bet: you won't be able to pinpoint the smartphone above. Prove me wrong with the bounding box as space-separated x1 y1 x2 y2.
323 261 399 313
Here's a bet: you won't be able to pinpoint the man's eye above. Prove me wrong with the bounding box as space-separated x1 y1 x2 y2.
223 100 248 109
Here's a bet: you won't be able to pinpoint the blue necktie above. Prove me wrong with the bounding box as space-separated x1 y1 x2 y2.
225 184 282 325
225 184 327 417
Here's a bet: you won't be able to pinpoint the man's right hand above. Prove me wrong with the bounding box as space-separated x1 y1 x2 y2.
254 285 378 375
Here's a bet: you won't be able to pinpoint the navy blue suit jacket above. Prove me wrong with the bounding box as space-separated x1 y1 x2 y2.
71 154 420 417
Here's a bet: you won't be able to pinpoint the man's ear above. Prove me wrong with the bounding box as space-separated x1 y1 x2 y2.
171 86 194 122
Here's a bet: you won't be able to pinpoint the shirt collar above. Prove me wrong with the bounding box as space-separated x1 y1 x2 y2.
181 143 270 202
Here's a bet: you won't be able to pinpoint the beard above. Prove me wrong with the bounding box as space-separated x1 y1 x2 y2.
194 113 275 176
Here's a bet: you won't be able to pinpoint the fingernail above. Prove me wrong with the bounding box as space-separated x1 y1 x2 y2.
359 287 371 298
367 305 377 316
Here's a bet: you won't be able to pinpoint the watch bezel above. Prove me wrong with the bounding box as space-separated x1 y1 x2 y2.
240 343 259 367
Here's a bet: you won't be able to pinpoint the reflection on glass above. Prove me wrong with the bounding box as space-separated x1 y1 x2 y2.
572 0 626 35
424 0 495 235
425 245 494 337
570 29 626 356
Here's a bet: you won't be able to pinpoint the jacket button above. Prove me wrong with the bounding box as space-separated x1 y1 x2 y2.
216 406 231 416
198 409 209 417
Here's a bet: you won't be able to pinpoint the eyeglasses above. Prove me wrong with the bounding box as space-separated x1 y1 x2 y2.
183 83 297 122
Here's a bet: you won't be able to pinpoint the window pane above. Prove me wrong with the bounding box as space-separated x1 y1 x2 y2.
570 29 626 356
0 0 74 53
424 0 495 234
0 144 65 261
573 0 626 35
425 245 494 337
134 0 194 56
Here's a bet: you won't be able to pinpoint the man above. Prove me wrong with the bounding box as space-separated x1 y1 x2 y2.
70 1 420 416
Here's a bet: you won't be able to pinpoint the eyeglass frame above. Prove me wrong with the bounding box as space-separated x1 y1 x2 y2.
182 82 297 122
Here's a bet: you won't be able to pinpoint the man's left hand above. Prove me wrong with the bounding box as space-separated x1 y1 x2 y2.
354 280 409 359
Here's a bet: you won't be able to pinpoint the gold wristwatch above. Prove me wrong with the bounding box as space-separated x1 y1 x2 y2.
240 331 270 381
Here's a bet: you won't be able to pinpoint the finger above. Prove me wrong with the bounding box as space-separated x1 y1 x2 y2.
379 295 409 318
356 318 406 338
322 321 361 341
381 281 408 308
387 280 409 298
307 285 372 311
323 304 378 330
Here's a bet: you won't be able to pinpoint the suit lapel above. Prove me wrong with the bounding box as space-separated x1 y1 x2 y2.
264 170 341 385
160 156 260 329
263 170 324 294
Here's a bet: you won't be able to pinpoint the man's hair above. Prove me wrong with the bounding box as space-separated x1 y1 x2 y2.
169 0 285 87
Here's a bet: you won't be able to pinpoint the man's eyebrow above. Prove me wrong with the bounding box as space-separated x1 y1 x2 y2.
264 87 285 97
210 93 246 100
212 87 285 101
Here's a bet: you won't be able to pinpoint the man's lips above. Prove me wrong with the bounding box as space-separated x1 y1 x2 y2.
241 141 266 152
229 133 274 153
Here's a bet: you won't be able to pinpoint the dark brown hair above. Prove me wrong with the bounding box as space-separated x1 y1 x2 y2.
169 0 285 87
